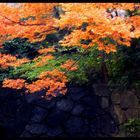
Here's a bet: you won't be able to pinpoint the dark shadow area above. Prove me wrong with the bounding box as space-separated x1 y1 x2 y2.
0 84 118 137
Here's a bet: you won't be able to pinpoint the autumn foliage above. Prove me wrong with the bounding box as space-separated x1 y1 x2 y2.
1 3 140 98
60 59 78 71
3 79 26 89
3 69 68 98
0 53 30 69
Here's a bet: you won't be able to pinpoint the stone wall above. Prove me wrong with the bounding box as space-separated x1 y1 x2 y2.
0 84 139 137
111 89 140 137
93 83 140 137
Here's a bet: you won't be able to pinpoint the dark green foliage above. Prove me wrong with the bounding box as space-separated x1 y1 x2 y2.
20 16 36 22
124 119 140 136
125 7 140 17
2 45 102 86
1 38 40 59
0 68 13 81
45 28 71 46
106 38 140 91
80 39 91 45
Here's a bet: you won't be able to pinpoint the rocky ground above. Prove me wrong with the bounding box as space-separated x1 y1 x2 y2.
0 84 119 137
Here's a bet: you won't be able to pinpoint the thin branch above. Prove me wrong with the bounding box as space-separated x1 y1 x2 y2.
64 46 92 74
0 14 46 26
34 27 58 38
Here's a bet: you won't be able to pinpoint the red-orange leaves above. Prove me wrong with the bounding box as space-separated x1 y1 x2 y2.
58 3 140 53
0 3 58 43
0 53 30 69
9 58 30 67
33 54 55 67
0 53 16 69
38 47 55 54
25 79 50 93
2 69 68 98
26 69 68 98
2 79 26 89
38 69 68 86
81 44 90 49
60 59 78 71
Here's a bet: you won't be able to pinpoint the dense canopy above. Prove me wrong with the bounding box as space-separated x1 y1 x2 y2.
0 3 140 98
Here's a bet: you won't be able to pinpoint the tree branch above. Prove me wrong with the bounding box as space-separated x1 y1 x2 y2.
0 14 46 26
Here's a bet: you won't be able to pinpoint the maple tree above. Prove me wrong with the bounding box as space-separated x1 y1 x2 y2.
58 3 140 53
1 3 140 98
0 3 140 50
0 3 59 43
